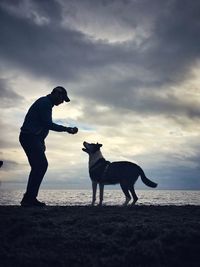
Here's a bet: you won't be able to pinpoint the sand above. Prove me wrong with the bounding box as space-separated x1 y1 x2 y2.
0 205 200 267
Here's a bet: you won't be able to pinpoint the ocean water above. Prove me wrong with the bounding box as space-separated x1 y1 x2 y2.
0 189 199 206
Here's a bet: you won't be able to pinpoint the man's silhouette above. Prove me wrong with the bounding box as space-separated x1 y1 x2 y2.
19 86 78 207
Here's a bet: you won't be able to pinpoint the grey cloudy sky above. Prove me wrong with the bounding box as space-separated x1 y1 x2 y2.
0 0 200 190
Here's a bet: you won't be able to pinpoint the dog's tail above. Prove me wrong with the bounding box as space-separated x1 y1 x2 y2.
140 168 157 188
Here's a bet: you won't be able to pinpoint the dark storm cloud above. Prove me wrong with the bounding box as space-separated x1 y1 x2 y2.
0 1 132 83
1 0 199 85
0 0 200 118
144 0 200 82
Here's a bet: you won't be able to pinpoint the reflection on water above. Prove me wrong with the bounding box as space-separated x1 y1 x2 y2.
0 189 200 206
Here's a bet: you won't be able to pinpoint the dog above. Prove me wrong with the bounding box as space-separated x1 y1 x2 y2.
82 141 157 206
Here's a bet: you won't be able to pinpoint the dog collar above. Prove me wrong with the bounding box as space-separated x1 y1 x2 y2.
90 158 106 171
89 158 110 182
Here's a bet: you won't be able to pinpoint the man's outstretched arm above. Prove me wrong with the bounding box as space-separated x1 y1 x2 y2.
40 102 78 134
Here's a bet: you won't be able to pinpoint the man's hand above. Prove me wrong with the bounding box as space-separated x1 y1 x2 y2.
66 127 78 134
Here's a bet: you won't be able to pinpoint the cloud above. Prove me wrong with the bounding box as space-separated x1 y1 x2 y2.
0 1 129 83
0 159 20 171
0 78 23 108
1 0 199 88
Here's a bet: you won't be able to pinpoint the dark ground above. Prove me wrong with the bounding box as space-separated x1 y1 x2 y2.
0 205 200 267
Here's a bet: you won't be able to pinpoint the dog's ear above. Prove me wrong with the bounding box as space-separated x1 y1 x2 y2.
96 142 102 148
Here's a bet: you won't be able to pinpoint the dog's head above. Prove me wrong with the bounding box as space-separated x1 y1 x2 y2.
82 141 102 154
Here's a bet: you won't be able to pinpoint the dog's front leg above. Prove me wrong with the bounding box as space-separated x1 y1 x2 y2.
92 181 97 206
99 183 104 206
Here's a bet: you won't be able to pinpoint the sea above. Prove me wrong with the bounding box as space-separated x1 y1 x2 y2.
0 189 199 206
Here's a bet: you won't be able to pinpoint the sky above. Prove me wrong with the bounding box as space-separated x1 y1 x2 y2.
0 0 200 190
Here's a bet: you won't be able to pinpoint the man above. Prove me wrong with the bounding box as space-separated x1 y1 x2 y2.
19 86 78 207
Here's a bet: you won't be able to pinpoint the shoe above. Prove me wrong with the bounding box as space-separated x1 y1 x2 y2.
21 198 46 207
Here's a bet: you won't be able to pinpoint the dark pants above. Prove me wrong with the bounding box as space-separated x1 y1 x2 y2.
19 133 48 199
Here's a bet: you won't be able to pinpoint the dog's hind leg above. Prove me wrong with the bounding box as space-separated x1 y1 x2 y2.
120 183 131 206
129 187 138 205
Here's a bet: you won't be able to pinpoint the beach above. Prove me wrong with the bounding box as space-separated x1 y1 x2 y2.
0 205 200 267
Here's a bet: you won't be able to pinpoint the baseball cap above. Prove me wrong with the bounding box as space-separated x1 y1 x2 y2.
52 86 70 102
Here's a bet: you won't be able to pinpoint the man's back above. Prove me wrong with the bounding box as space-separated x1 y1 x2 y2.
21 96 52 136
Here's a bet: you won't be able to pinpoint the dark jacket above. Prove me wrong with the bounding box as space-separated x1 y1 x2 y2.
21 95 66 140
